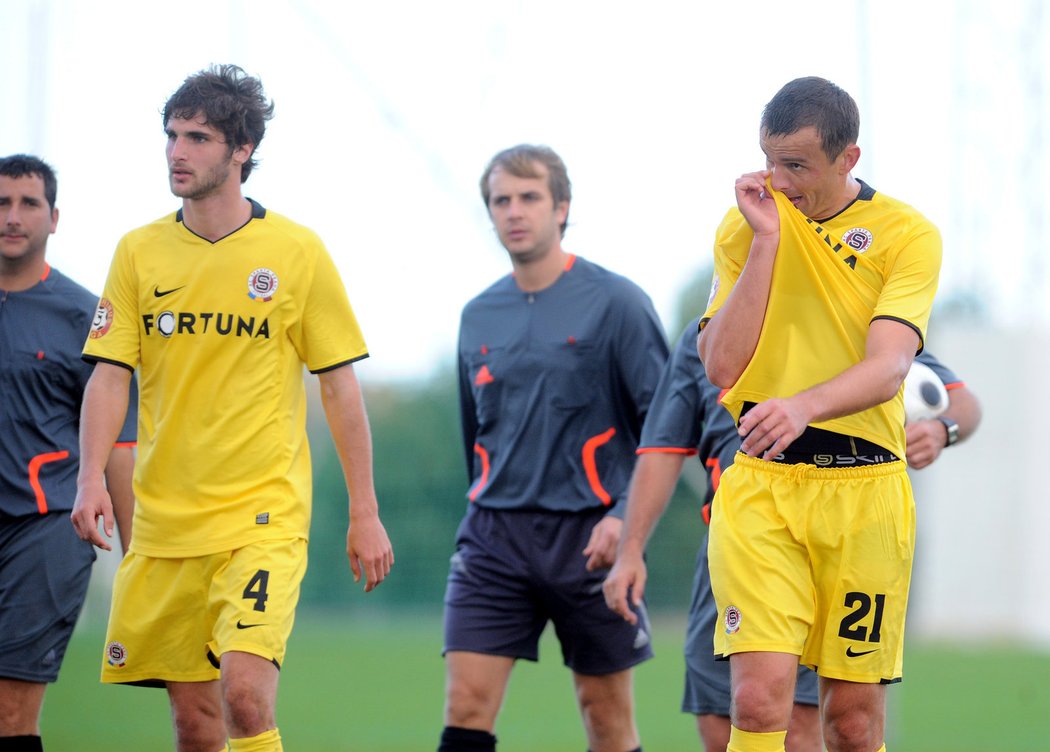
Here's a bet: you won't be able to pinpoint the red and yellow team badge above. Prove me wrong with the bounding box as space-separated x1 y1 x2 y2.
105 641 127 668
89 298 114 339
247 268 278 302
724 605 741 635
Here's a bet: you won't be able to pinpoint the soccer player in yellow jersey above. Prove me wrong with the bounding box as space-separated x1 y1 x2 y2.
697 78 941 752
70 65 394 752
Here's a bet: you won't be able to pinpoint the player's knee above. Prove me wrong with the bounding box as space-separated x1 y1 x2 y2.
821 707 879 752
171 709 225 752
576 688 637 750
444 680 496 729
730 678 791 730
169 684 225 751
223 683 274 737
0 685 44 734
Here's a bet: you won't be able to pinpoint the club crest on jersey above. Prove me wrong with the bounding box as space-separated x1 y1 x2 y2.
105 641 128 667
89 298 114 339
842 227 873 253
247 268 278 302
724 605 741 635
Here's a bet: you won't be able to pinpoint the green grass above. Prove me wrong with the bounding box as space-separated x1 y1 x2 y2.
42 611 1050 751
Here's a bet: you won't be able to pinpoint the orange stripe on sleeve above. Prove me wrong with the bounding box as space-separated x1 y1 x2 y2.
636 446 698 456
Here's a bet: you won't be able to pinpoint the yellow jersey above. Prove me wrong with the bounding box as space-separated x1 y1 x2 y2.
84 200 367 557
701 181 941 457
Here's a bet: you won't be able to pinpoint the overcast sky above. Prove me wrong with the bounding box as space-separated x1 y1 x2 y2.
4 0 1047 381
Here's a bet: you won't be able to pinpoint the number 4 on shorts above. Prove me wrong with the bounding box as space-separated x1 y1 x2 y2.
243 569 270 612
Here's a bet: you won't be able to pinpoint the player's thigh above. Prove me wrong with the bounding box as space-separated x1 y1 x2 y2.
104 553 225 684
807 466 914 683
210 538 307 669
542 510 653 675
709 458 813 657
0 513 94 683
442 507 546 660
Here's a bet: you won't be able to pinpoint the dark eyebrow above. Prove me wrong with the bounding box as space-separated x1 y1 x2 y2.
165 127 215 140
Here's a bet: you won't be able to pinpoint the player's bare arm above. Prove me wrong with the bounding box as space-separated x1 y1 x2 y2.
697 171 781 388
905 384 982 469
739 319 919 459
603 452 685 624
104 445 136 554
71 363 132 551
317 363 394 592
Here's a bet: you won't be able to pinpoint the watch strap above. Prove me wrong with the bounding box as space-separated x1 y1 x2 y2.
936 416 959 447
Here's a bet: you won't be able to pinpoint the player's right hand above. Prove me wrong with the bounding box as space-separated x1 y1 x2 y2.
735 170 780 238
346 513 394 592
602 552 646 625
70 483 116 551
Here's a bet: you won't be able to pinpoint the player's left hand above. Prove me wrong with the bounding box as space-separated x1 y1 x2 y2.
738 397 809 459
904 418 947 470
70 483 117 551
346 512 394 592
583 515 622 571
602 550 646 625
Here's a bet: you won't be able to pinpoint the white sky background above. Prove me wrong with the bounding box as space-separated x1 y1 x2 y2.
3 0 1047 382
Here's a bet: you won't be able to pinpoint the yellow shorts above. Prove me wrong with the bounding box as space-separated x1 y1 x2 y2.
709 453 915 684
101 538 307 686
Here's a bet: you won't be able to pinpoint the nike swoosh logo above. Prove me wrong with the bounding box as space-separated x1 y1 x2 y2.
845 646 879 657
153 285 186 297
236 620 266 630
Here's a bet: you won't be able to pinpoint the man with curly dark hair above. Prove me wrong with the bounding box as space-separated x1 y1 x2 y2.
72 65 394 752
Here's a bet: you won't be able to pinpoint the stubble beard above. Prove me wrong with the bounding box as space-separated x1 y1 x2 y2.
170 162 233 201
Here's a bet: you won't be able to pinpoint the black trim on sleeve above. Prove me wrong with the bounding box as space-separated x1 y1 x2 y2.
870 315 925 354
698 317 711 332
81 354 136 372
309 352 370 375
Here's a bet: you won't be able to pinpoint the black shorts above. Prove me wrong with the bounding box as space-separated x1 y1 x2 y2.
0 511 96 682
442 505 653 675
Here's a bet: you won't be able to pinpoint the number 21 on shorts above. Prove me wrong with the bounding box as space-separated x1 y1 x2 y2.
838 591 885 644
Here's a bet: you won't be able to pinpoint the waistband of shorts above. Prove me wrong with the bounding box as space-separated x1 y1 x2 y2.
732 451 907 480
740 402 899 467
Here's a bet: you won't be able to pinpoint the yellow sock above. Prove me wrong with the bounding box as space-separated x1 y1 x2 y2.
228 728 283 752
875 746 887 751
726 725 787 752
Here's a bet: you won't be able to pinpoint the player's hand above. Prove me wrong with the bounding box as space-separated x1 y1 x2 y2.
904 418 947 470
346 512 394 592
70 483 117 551
602 550 646 625
735 170 780 237
738 397 809 459
583 515 622 571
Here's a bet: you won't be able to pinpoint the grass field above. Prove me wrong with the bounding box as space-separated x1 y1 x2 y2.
42 610 1050 751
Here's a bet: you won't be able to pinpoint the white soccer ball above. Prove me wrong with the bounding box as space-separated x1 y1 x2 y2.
903 360 949 422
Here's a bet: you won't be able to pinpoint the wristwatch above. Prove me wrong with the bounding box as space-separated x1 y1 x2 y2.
936 416 960 447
